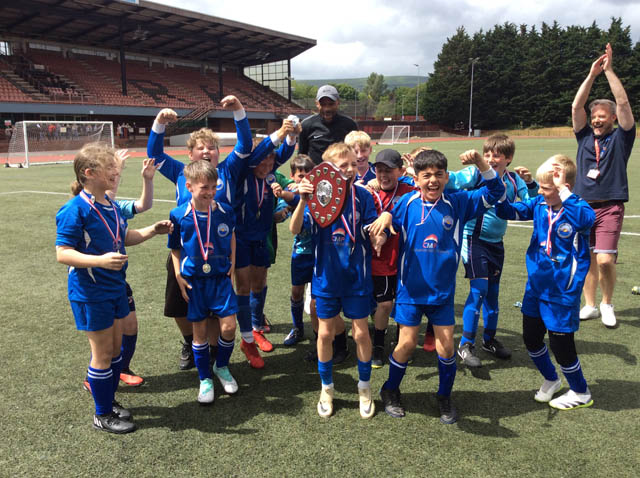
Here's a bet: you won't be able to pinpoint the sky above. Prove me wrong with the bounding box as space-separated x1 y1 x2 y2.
152 0 640 80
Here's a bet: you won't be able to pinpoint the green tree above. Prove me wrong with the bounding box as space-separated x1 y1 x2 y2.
330 83 359 101
363 72 388 102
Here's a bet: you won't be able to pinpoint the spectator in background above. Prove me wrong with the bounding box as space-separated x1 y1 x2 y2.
299 85 358 165
571 43 635 328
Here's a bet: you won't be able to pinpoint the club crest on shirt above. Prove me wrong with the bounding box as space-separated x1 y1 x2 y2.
348 211 361 224
332 227 346 244
442 215 454 230
423 234 438 250
216 178 224 191
556 222 573 238
265 174 276 185
217 223 229 237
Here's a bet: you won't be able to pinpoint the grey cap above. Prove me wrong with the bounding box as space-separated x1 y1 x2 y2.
374 149 403 169
316 85 339 101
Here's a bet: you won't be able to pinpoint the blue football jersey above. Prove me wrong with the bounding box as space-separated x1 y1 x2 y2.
168 201 235 278
147 111 252 206
56 193 129 301
447 166 538 243
391 169 505 305
304 183 379 298
234 137 296 241
495 191 594 307
355 163 376 184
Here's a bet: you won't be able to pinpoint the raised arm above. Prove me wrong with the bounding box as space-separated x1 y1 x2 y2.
572 53 606 132
135 158 159 213
289 178 313 235
602 43 634 130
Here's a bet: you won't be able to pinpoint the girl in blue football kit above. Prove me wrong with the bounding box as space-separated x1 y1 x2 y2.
56 142 172 434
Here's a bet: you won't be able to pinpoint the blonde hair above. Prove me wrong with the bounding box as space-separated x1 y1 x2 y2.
322 142 354 163
183 159 218 184
187 128 219 152
536 154 576 188
71 142 117 196
344 130 371 150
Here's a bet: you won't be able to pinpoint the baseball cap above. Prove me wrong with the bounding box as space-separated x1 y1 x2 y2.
316 85 339 101
374 149 403 169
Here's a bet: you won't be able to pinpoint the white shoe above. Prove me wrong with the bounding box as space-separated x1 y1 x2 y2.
198 378 214 404
358 386 375 419
534 378 562 403
579 305 599 320
213 364 239 394
600 303 617 328
549 388 593 410
317 386 334 418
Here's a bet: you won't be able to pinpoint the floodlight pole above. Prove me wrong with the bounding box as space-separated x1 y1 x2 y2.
468 57 480 137
414 64 419 121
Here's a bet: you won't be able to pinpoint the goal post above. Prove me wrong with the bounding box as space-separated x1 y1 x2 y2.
378 125 410 145
5 121 114 168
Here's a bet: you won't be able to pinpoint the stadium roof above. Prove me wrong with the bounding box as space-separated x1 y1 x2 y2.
0 0 316 67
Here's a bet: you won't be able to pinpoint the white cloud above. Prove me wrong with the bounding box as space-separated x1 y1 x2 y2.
151 0 640 79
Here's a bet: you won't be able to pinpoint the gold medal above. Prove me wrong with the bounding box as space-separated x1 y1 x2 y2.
202 263 211 273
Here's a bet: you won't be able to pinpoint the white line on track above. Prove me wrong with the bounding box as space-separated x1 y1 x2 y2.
3 190 640 235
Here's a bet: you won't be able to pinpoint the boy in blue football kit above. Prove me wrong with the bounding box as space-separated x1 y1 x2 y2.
56 143 172 434
446 134 538 368
495 155 595 410
283 154 317 346
291 143 387 419
148 98 293 369
233 128 298 367
169 161 239 404
370 149 505 424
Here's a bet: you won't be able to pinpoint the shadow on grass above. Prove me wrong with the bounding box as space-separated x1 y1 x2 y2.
121 346 337 433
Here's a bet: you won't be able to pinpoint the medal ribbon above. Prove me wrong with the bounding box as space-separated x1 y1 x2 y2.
594 138 601 171
255 176 265 214
340 185 357 249
191 201 211 263
416 194 441 226
546 206 564 257
80 191 121 250
381 182 399 212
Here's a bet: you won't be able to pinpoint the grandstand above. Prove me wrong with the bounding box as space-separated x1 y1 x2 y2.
0 0 315 152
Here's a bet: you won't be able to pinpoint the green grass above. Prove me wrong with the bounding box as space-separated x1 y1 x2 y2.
1 137 639 477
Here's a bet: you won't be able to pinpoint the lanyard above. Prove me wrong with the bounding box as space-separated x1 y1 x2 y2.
340 185 357 251
80 191 121 250
546 206 564 257
594 138 601 170
416 195 440 226
503 171 517 198
191 201 212 263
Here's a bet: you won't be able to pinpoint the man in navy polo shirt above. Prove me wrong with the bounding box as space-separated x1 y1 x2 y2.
571 43 635 328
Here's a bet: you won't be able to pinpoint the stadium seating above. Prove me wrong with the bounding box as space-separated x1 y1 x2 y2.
0 50 308 115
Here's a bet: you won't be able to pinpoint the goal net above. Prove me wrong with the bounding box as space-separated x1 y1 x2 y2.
378 125 410 145
5 121 114 168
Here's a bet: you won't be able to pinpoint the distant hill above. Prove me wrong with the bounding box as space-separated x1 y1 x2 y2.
296 76 422 91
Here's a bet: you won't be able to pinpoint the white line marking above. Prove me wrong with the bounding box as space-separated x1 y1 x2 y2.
0 190 175 203
507 221 640 236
